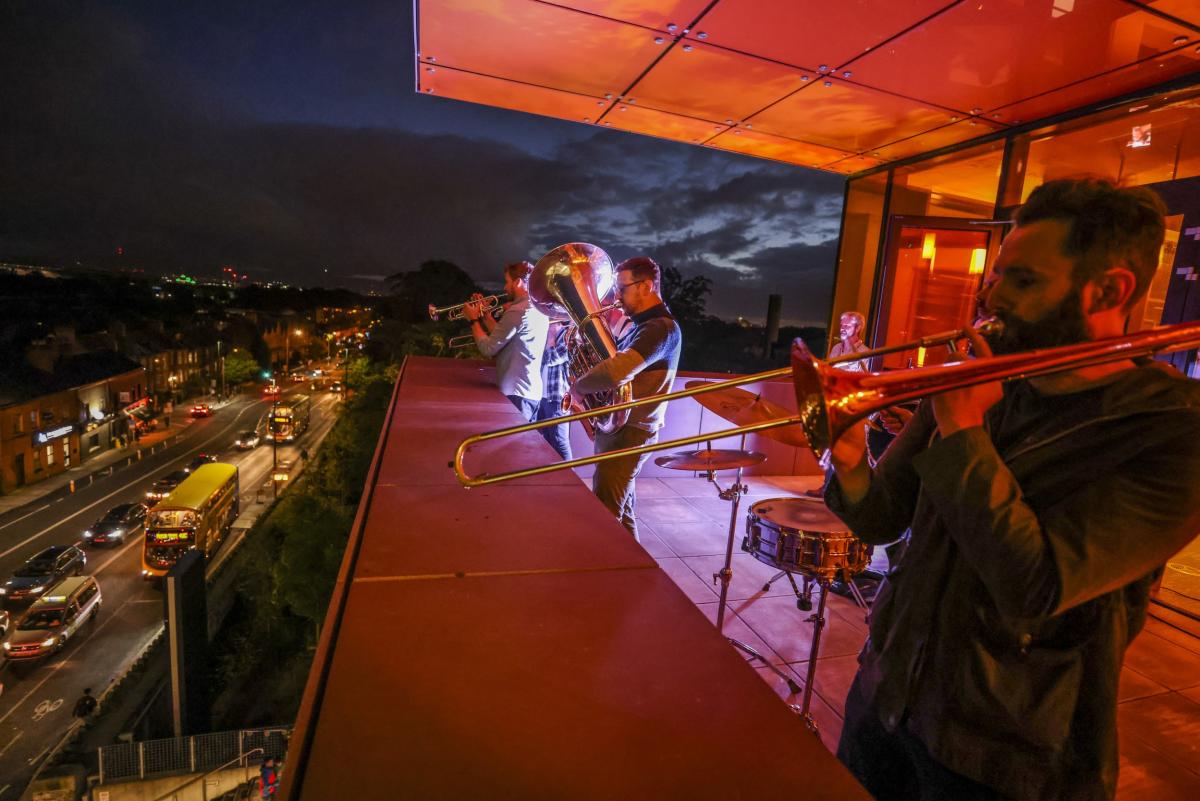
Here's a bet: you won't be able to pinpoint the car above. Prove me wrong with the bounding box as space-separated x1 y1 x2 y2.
3 577 101 663
145 469 190 505
83 502 146 546
190 403 212 418
234 430 261 450
186 453 218 472
262 384 281 399
290 371 307 383
329 381 343 393
0 545 88 606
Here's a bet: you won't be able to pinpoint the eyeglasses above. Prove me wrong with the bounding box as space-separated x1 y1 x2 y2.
617 279 648 295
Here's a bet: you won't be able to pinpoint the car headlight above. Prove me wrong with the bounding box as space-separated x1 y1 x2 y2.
84 530 93 538
0 588 6 595
41 637 56 647
30 585 45 593
2 642 9 650
112 529 123 537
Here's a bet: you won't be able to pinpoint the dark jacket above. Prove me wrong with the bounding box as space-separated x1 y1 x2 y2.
827 362 1200 800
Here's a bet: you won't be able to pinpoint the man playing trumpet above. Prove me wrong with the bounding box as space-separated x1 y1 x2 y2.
826 178 1200 800
463 261 548 421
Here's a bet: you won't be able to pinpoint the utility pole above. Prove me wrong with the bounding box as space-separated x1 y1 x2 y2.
272 397 279 499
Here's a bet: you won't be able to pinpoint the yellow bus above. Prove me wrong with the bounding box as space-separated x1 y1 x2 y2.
269 394 311 443
142 463 239 579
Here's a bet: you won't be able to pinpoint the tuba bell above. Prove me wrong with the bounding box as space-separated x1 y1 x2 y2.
529 243 632 437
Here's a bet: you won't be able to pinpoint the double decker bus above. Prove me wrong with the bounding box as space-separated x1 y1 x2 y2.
269 394 311 443
142 463 239 579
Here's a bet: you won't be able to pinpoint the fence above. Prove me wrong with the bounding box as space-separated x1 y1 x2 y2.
97 727 291 784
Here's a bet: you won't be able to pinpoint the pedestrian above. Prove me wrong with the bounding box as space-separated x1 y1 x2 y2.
260 756 280 800
72 688 97 721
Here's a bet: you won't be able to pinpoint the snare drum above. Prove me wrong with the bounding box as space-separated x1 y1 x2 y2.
743 497 872 580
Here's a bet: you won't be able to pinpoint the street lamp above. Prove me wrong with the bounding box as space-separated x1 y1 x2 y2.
284 327 304 374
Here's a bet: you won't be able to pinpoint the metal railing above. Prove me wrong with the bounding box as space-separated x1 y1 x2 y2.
98 727 290 784
151 747 263 801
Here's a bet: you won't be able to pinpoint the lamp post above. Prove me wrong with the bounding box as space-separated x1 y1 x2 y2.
272 396 279 499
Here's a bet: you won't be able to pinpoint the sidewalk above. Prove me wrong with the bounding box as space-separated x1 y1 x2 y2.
0 397 235 518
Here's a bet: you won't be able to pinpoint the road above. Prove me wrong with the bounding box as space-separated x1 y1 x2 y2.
0 385 342 796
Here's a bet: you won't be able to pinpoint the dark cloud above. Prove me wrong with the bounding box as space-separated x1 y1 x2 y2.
0 2 845 324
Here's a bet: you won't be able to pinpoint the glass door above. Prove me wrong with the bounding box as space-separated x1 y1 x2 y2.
871 216 1002 369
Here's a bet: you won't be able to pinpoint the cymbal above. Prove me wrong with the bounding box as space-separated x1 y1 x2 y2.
654 448 767 472
685 381 809 448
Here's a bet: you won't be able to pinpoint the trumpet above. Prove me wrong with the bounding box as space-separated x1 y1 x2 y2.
428 293 508 322
453 319 1200 488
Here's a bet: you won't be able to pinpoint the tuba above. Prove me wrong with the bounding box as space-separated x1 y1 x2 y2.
529 243 632 437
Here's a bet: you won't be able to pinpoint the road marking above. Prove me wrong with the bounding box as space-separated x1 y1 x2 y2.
0 399 264 560
0 782 9 798
0 506 52 535
31 699 61 722
0 731 21 758
26 744 48 765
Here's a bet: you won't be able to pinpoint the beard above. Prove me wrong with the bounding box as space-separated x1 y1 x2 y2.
984 289 1092 355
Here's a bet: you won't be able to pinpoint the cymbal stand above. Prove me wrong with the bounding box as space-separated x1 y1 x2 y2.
791 574 835 734
708 440 802 696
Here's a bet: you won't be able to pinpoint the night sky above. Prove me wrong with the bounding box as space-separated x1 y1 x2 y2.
1 2 846 325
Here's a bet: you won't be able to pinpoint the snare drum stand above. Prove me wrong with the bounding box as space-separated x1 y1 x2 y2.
709 462 803 696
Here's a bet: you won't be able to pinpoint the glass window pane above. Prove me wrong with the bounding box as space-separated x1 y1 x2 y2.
890 140 1004 219
830 172 888 347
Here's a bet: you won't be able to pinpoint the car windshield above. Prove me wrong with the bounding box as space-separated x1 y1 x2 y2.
19 610 64 630
239 431 256 439
104 504 133 520
13 564 53 578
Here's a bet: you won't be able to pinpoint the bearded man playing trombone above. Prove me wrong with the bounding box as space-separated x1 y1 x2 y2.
825 178 1200 801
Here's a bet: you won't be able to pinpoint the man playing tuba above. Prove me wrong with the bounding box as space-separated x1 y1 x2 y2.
569 257 681 541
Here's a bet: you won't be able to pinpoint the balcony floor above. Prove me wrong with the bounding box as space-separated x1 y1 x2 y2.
638 473 1200 800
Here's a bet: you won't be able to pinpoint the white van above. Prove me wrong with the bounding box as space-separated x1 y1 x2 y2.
3 576 101 662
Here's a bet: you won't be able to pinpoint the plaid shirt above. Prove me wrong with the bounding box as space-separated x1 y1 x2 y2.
541 324 571 401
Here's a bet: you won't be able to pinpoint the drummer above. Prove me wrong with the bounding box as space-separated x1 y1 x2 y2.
824 178 1200 800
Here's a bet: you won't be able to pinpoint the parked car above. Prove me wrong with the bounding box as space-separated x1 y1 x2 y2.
234 430 261 450
0 545 88 606
190 403 212 418
186 453 218 472
3 576 101 663
83 502 147 546
145 469 190 505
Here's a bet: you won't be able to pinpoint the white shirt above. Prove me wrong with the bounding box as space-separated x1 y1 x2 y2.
474 296 548 401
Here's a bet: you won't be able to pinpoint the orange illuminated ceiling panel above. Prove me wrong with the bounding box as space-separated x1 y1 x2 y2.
748 78 960 154
1133 0 1200 26
686 0 954 70
414 0 1200 176
870 118 1006 161
417 0 663 98
824 154 888 174
600 103 727 144
418 66 605 124
624 40 806 122
555 0 713 30
846 0 1199 115
707 128 853 168
994 43 1200 125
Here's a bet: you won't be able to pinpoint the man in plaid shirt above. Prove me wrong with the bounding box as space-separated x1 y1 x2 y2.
535 321 572 460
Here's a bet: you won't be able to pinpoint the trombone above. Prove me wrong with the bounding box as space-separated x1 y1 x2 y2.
453 319 1200 488
428 293 508 322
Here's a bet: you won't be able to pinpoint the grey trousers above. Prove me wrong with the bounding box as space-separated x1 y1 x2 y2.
592 425 658 541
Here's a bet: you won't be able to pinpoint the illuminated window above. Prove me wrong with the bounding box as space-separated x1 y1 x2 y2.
891 140 1005 220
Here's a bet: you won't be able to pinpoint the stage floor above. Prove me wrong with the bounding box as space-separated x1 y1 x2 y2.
637 474 1200 800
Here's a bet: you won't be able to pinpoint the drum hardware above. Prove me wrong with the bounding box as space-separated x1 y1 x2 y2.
652 443 801 696
743 496 873 733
